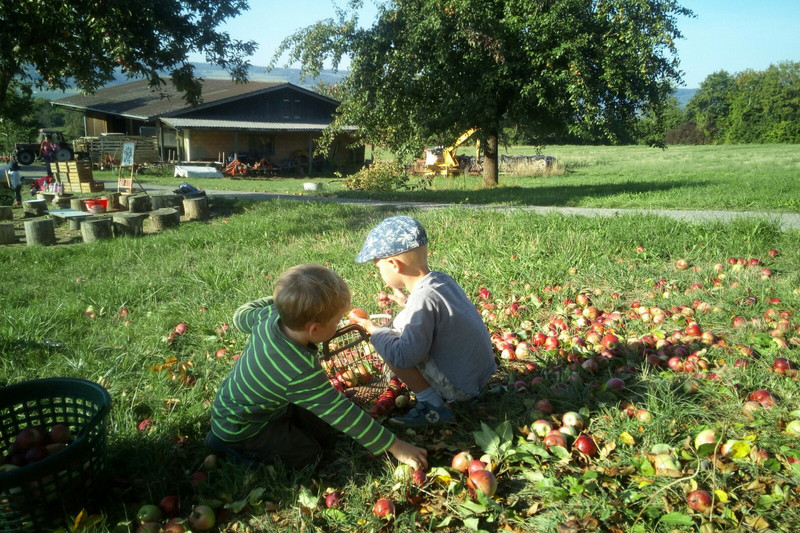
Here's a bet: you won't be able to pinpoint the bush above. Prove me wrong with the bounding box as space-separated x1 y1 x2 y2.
343 160 410 191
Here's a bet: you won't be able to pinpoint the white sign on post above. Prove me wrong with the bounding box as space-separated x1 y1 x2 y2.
121 142 135 167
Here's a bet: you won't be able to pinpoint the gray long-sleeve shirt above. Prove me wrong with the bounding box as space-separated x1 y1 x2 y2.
369 271 496 399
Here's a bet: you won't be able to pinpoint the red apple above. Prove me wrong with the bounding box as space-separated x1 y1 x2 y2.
348 308 368 324
372 498 395 518
686 489 712 512
48 423 71 444
561 411 585 430
674 259 689 270
749 389 776 408
774 357 792 373
159 495 179 517
188 504 215 531
605 377 625 392
467 459 487 476
451 451 473 473
534 398 554 414
412 469 427 487
215 348 229 359
573 434 598 456
768 249 779 257
544 430 567 449
694 429 717 450
325 491 342 508
137 419 153 432
174 323 187 335
467 469 497 497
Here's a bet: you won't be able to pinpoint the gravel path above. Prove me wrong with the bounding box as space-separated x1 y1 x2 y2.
125 182 800 232
17 162 799 232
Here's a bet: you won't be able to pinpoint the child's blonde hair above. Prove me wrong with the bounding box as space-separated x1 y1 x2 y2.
395 243 428 268
274 264 350 330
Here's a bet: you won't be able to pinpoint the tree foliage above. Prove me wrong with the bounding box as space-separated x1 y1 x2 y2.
274 0 691 186
685 62 800 144
0 0 257 112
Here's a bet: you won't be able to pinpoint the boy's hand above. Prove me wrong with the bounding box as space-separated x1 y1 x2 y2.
388 438 428 471
349 315 379 335
387 288 407 307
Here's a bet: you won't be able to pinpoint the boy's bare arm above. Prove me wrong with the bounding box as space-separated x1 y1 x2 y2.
387 438 428 471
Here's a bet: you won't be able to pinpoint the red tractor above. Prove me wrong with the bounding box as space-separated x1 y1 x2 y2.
14 129 74 166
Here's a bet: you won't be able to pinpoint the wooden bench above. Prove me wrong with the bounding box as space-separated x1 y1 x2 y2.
47 208 94 230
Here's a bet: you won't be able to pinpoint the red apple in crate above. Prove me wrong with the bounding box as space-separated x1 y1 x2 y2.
188 504 216 531
48 423 71 444
372 498 395 518
686 489 712 512
451 451 473 473
467 469 497 498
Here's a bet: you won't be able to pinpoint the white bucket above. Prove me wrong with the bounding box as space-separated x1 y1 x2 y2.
303 182 323 191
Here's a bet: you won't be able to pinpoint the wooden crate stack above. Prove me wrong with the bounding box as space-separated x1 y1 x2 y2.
56 161 105 193
73 135 160 167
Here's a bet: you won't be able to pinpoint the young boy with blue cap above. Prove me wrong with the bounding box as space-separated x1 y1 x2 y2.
351 216 496 426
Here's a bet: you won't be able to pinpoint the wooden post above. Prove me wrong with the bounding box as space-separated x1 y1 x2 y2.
113 213 147 237
80 217 113 243
128 195 152 213
70 198 86 211
0 223 16 244
119 194 134 208
23 199 47 217
0 206 12 221
183 196 209 221
147 208 180 231
24 218 56 246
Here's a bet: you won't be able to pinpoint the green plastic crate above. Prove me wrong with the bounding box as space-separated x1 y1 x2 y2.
0 378 111 532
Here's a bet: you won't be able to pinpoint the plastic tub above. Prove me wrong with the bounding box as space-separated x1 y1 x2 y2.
83 199 108 211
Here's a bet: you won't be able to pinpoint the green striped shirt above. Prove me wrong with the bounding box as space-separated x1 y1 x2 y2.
210 298 395 455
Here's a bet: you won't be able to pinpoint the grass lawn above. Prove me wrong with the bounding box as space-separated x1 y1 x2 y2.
122 143 800 212
1 145 800 532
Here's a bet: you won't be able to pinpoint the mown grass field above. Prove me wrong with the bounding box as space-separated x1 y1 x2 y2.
126 144 800 212
1 144 800 532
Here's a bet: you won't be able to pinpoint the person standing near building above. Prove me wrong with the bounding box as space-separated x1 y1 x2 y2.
40 135 56 176
5 158 22 205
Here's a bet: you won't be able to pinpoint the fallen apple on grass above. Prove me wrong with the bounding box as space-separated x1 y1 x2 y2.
372 498 395 518
686 489 712 512
188 504 216 531
451 451 473 473
467 469 497 497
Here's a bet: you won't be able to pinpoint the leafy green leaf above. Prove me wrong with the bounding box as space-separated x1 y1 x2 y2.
657 512 695 526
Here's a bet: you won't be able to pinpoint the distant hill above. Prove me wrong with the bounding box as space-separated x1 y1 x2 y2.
32 63 346 100
674 88 697 108
33 63 697 107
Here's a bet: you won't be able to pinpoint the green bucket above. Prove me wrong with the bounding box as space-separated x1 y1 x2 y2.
0 378 111 532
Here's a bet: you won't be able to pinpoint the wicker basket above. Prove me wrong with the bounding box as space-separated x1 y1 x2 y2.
0 378 112 532
321 323 390 407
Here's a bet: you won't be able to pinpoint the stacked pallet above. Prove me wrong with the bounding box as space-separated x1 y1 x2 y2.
56 161 105 193
73 134 160 167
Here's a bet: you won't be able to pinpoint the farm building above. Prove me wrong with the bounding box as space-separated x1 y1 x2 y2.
52 79 363 174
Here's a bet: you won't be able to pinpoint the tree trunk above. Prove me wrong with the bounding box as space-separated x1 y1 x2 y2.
147 208 181 231
81 217 113 243
0 206 12 220
128 194 152 213
23 199 48 217
112 213 147 237
183 197 209 221
482 130 499 188
0 223 17 244
24 218 56 246
70 198 86 211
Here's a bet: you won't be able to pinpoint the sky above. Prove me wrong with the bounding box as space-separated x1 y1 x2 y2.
200 0 800 89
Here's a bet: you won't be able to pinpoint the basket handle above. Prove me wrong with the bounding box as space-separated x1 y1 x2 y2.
322 323 370 358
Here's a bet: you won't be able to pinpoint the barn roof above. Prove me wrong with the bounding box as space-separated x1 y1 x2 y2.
53 78 338 121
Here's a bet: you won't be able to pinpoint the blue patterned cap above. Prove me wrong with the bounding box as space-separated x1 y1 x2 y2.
356 216 428 263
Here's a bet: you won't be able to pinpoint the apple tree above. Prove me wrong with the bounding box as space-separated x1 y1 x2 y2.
274 0 691 187
0 0 256 111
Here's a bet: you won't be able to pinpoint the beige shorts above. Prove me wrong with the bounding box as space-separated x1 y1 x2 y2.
418 359 472 403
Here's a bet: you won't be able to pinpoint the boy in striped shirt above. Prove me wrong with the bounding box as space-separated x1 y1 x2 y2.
206 263 427 470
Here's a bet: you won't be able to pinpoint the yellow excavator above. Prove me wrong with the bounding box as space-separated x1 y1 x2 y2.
423 128 480 177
